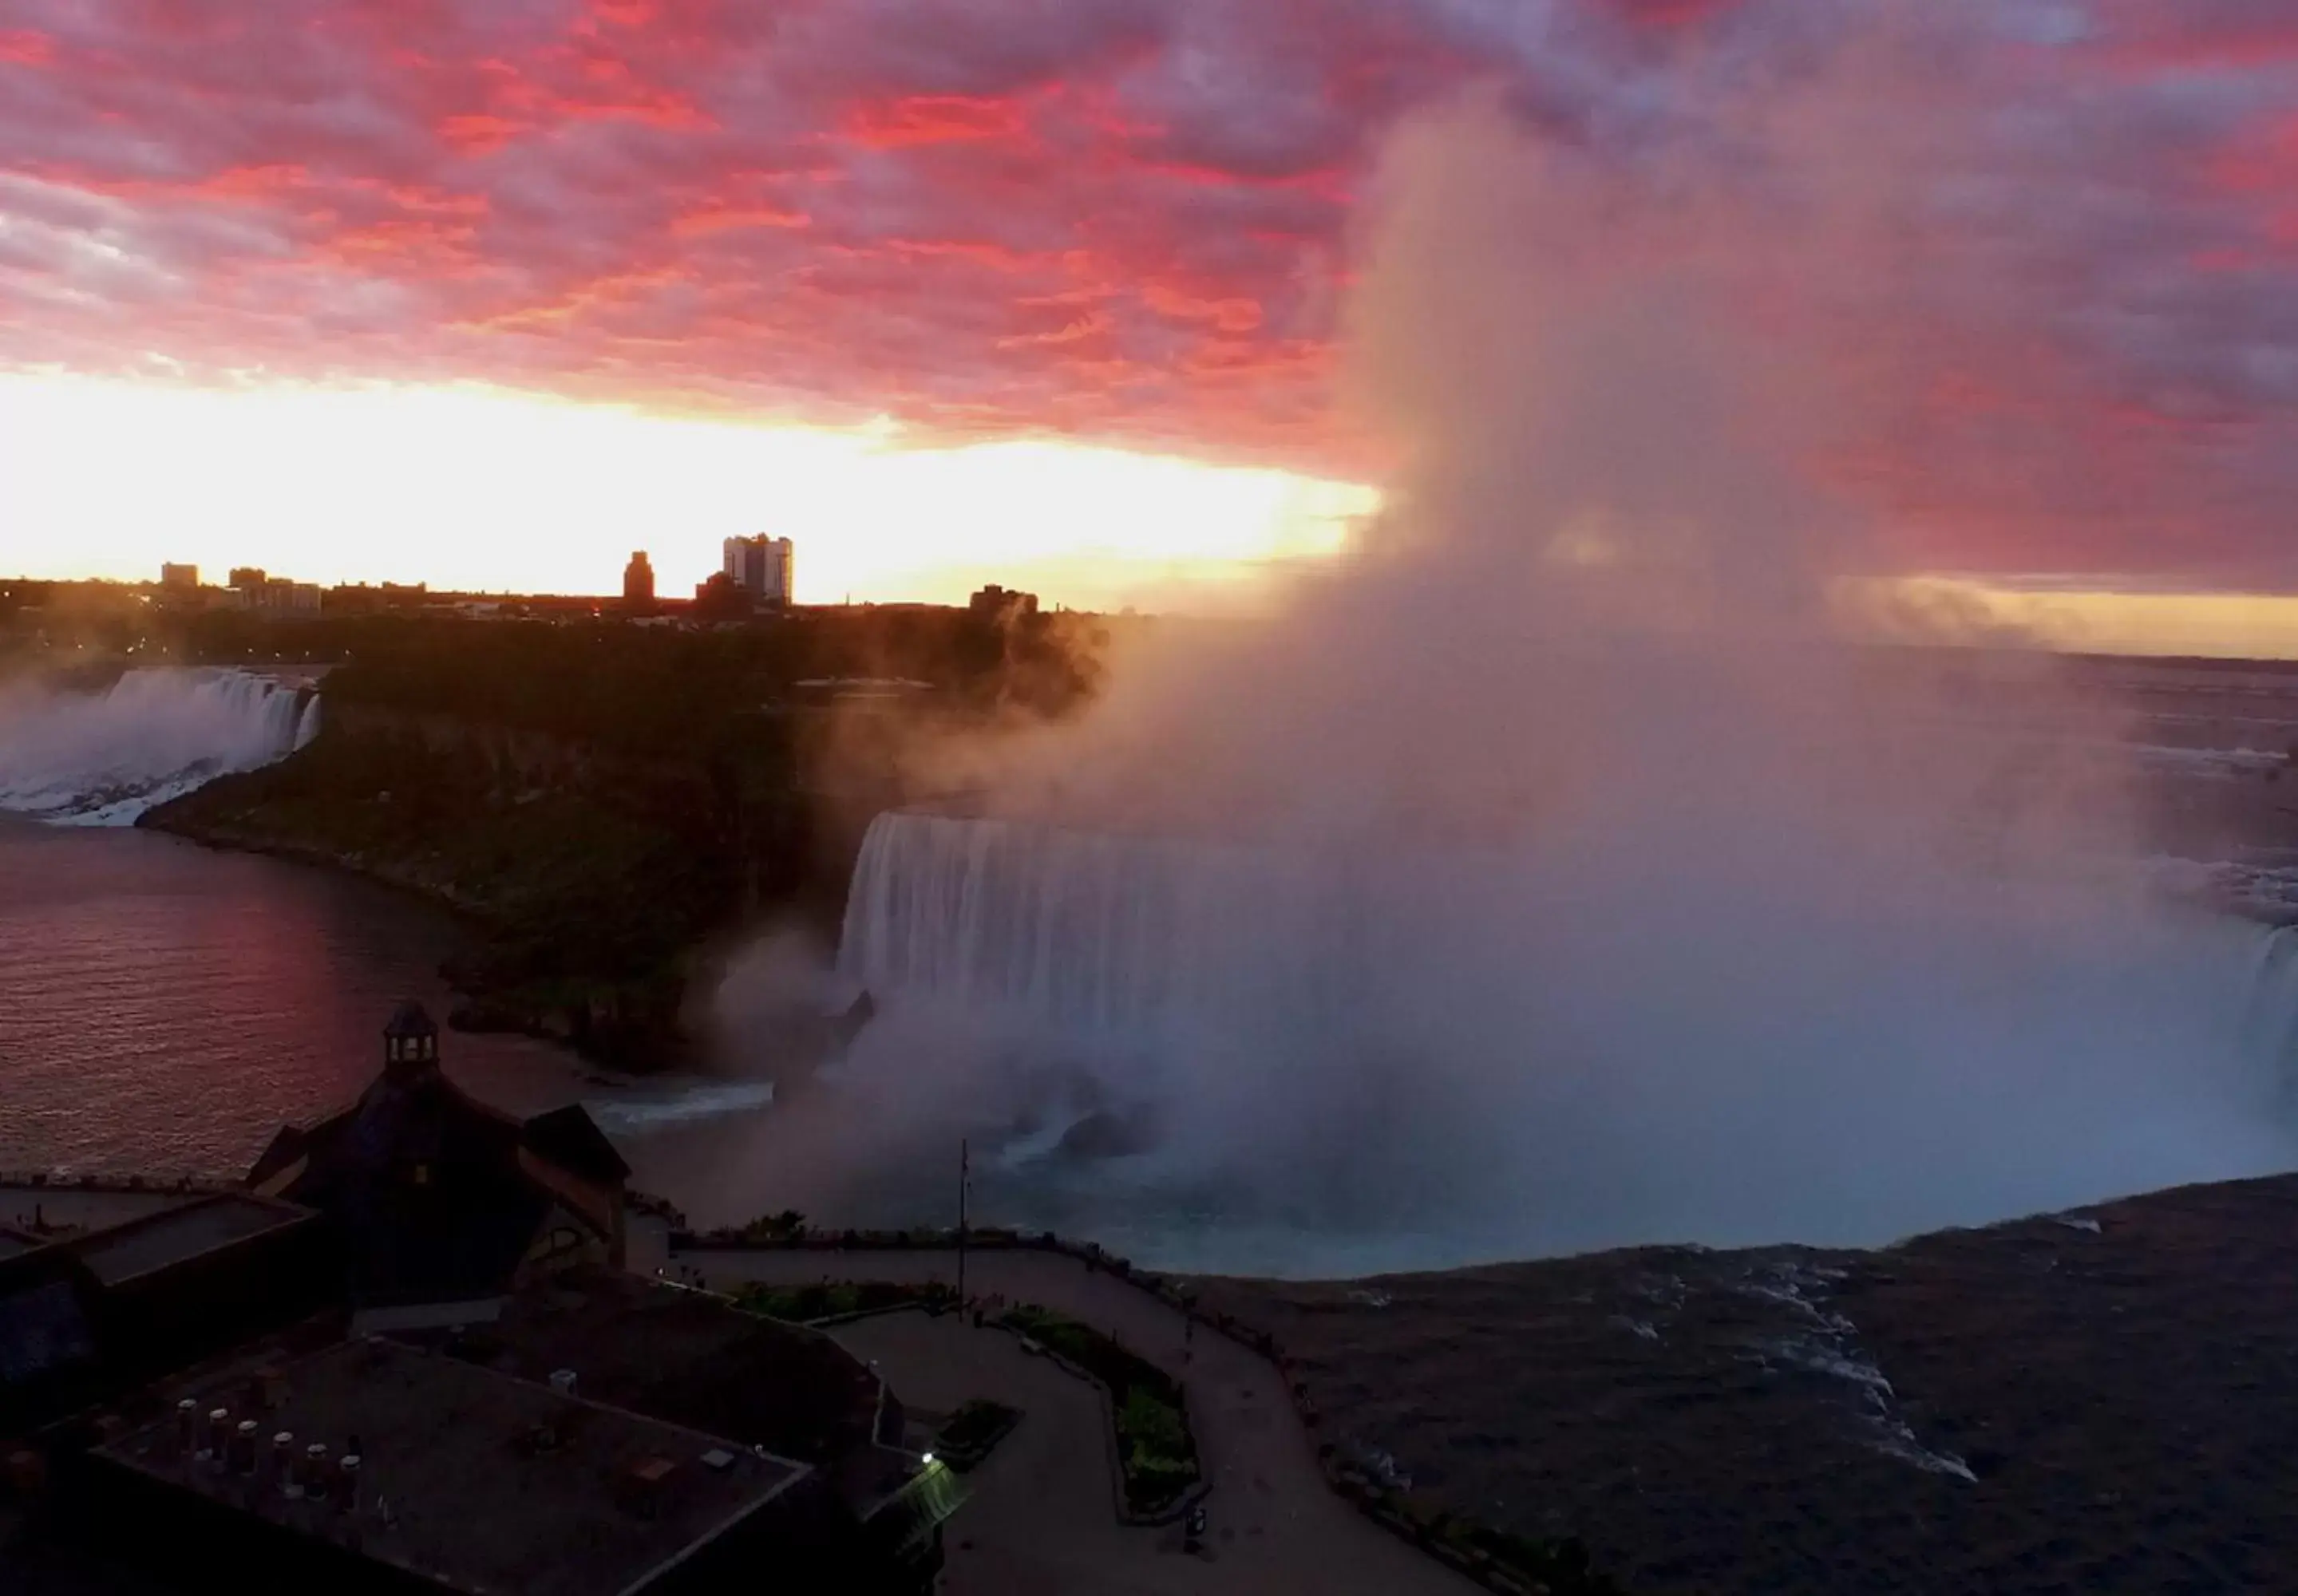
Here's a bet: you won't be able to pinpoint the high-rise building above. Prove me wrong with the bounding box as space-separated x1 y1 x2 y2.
722 535 794 607
159 563 200 591
622 550 656 611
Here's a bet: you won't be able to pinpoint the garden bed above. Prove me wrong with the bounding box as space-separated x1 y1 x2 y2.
733 1278 956 1325
932 1399 1022 1472
1367 1488 1622 1596
998 1304 1200 1517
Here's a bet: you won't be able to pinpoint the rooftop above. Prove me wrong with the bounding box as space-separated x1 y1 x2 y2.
452 1269 884 1472
94 1337 811 1596
65 1195 313 1290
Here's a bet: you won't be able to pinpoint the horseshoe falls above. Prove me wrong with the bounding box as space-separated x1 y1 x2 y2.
833 808 2298 1271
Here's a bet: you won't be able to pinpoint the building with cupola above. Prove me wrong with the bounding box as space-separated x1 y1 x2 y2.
245 1000 631 1333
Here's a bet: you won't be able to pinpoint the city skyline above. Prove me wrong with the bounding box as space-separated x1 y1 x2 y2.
0 372 1374 612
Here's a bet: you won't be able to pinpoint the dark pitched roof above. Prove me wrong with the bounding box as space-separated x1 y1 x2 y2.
287 1071 546 1310
521 1104 631 1186
245 1045 627 1311
246 1122 313 1189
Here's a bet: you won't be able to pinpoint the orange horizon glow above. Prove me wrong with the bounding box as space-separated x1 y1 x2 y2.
0 373 1378 613
8 373 2298 658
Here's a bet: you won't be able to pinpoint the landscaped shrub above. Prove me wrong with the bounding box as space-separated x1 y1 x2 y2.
734 1278 955 1323
934 1400 1022 1471
999 1304 1200 1515
1438 1522 1624 1594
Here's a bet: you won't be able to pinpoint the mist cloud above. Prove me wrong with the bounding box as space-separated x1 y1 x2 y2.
707 90 2298 1274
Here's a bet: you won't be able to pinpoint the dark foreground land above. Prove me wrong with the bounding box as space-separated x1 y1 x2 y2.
1196 1173 2298 1595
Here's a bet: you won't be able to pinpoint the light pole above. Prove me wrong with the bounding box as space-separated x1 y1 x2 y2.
956 1137 970 1309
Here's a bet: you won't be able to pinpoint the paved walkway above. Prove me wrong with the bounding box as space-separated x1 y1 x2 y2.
837 1311 1192 1594
678 1246 1475 1595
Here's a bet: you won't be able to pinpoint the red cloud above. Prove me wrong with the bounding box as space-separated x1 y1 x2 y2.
0 29 55 66
847 94 1030 148
0 0 2290 587
438 113 527 153
670 203 811 236
1143 283 1264 333
2211 115 2298 195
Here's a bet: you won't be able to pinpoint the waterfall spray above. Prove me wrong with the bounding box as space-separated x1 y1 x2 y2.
784 96 2298 1274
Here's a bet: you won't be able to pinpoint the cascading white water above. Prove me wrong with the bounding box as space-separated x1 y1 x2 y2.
841 812 2298 1077
2245 925 2298 1084
839 812 1386 1051
834 808 2298 1266
0 667 322 826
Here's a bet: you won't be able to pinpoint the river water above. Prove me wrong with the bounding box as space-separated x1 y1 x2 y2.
0 816 603 1177
0 667 789 1215
0 816 789 1221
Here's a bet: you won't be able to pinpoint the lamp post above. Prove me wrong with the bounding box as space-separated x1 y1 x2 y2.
956 1138 970 1309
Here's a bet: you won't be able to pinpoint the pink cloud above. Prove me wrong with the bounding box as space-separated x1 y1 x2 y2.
0 29 56 67
846 93 1030 148
0 0 2288 586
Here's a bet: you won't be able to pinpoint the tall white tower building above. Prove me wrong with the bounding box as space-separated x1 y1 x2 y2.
722 535 795 606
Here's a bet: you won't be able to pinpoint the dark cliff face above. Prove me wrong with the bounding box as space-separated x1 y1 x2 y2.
136 610 1113 1069
140 704 821 1071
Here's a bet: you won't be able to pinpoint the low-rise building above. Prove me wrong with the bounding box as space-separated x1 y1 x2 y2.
220 572 322 616
86 1337 845 1595
969 584 1038 622
4 1005 955 1594
0 1193 330 1436
247 1003 631 1333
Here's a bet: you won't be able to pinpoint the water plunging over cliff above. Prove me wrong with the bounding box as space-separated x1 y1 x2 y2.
832 808 2298 1266
839 812 1385 1050
0 667 321 825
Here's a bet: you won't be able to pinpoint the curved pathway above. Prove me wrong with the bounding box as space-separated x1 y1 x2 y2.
677 1246 1476 1595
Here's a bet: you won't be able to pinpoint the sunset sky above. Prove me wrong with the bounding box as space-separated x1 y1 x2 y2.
0 0 2293 642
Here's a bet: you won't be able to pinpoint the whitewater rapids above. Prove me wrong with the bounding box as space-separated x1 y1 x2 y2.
0 667 320 825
